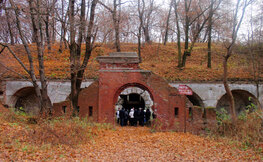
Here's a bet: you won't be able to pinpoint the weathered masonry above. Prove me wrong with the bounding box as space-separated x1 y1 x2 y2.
3 80 262 110
0 52 262 130
53 52 186 130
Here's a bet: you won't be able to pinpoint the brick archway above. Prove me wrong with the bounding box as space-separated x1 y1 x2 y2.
113 83 154 109
96 52 186 130
54 52 187 131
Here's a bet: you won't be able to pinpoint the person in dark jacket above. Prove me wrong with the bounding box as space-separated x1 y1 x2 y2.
145 108 151 126
138 108 145 126
119 108 125 126
134 108 138 126
124 109 129 126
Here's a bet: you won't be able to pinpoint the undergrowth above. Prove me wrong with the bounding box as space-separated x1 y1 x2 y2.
215 106 263 152
0 109 113 148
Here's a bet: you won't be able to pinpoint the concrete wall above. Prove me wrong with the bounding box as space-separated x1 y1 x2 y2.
170 83 263 108
2 80 263 109
3 80 93 107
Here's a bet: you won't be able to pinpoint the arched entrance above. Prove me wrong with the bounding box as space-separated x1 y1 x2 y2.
216 89 259 114
115 86 154 111
186 92 204 107
13 87 39 115
113 84 154 126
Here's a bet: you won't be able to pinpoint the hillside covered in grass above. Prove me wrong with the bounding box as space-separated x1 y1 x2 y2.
0 43 261 82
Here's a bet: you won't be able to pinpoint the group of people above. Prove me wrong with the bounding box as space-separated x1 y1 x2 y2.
116 107 153 127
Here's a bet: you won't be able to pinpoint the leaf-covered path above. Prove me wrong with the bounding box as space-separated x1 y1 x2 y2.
0 115 262 161
80 126 261 161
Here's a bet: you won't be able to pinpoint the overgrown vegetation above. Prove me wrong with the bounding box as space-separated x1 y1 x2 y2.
0 108 113 152
215 104 263 152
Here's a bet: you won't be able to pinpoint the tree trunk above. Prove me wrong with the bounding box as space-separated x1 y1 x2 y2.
143 26 151 44
45 12 51 52
138 27 142 63
35 0 52 114
138 0 144 63
143 0 153 44
207 0 214 68
69 0 78 115
5 9 15 45
174 0 182 67
51 0 56 43
69 0 97 116
113 0 121 52
59 0 68 52
223 53 236 122
10 0 52 116
222 0 250 122
163 0 172 45
181 0 190 67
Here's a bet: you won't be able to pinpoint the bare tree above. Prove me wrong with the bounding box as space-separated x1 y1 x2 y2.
5 8 15 45
173 0 182 67
0 0 53 115
0 0 18 44
98 0 121 52
69 0 98 115
57 0 69 52
163 0 173 45
181 0 211 67
44 0 51 51
207 0 214 68
246 3 263 107
207 0 222 68
222 0 254 122
137 0 144 62
141 0 155 44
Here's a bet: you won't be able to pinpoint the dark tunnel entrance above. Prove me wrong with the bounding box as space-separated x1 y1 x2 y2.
216 90 259 114
186 92 204 107
14 87 39 115
120 93 145 110
115 86 154 127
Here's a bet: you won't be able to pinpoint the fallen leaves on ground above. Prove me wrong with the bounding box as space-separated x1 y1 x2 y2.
0 112 262 161
0 43 261 82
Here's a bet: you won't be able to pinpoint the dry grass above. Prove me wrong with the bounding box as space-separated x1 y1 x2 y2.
216 109 263 152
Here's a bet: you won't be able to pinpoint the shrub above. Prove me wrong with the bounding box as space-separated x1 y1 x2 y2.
0 109 112 147
215 106 263 150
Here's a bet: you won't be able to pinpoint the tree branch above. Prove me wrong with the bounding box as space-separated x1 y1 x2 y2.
0 43 30 74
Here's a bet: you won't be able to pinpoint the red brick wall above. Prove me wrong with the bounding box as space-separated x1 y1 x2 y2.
53 52 188 131
53 81 99 121
98 71 186 130
52 100 71 117
78 81 99 121
186 107 217 134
